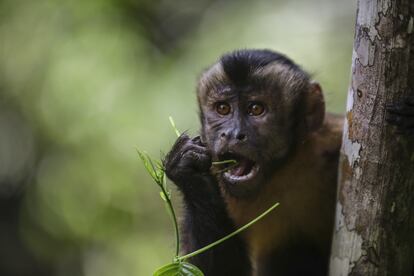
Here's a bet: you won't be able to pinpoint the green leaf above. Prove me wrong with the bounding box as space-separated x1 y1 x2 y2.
155 160 165 180
153 262 204 276
145 152 161 183
137 150 159 183
160 191 167 202
162 172 168 191
156 160 164 170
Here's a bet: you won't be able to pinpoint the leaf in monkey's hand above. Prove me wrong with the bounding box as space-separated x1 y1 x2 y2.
137 150 158 182
153 262 204 276
137 149 165 185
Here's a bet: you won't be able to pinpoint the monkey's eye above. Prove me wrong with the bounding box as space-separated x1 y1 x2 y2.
216 102 231 115
247 102 265 116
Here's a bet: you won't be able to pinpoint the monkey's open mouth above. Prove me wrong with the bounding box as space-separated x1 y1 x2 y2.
218 153 259 183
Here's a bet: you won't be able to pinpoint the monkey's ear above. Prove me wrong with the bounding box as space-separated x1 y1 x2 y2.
305 82 325 132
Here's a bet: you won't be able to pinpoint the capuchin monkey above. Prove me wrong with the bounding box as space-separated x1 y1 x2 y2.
163 49 413 276
163 49 414 276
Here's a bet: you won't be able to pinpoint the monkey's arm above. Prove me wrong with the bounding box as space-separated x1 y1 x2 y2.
164 135 250 276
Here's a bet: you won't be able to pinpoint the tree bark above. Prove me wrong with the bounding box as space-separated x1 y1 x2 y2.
329 0 414 275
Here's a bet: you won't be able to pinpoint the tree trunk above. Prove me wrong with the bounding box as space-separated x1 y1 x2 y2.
329 0 414 275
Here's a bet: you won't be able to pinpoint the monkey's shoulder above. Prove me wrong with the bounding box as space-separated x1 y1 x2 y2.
310 112 344 161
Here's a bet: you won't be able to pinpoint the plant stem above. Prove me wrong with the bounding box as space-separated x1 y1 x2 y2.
176 202 279 262
158 182 180 257
211 159 237 165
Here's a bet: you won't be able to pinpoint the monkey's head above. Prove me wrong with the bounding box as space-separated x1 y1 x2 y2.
197 49 325 198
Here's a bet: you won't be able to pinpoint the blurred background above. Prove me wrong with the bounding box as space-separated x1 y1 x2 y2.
0 0 356 275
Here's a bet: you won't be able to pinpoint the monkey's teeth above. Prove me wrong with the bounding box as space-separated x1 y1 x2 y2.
223 164 259 182
229 158 251 176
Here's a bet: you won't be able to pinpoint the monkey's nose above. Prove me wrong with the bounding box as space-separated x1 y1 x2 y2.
220 131 247 142
236 133 247 141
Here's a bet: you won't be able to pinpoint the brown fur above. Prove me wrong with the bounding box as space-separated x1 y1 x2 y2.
223 113 344 271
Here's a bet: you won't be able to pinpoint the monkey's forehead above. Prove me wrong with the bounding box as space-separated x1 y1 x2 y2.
197 61 309 98
198 62 271 92
200 84 271 100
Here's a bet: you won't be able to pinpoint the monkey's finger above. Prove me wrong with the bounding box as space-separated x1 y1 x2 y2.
181 143 210 155
164 142 210 174
191 136 207 147
192 136 201 143
170 134 191 150
181 151 211 172
169 134 208 158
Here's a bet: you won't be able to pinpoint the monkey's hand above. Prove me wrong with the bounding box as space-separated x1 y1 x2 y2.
164 134 213 191
164 135 250 276
386 95 414 136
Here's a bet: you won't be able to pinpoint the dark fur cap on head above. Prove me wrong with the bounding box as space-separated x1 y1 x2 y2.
197 49 311 104
220 49 303 86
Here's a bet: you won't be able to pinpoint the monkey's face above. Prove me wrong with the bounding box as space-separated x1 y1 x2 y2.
198 82 298 198
196 51 323 198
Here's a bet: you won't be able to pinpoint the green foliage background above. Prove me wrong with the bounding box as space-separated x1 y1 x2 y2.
0 0 355 275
